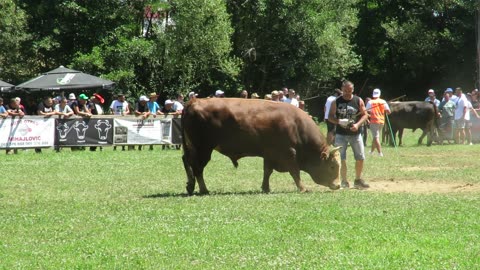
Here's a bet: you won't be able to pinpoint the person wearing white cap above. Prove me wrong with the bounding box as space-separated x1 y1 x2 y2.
425 89 440 107
215 90 225 97
365 88 390 157
134 95 151 119
188 91 198 100
161 99 179 114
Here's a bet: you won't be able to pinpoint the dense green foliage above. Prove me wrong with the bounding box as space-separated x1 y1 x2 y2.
0 128 479 268
0 0 478 101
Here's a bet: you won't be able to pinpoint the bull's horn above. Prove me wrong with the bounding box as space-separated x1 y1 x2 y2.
330 146 342 154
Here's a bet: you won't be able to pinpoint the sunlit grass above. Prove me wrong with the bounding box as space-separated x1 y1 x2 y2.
0 126 479 269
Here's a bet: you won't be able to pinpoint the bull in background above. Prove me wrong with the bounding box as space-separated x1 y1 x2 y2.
182 98 341 195
384 101 439 146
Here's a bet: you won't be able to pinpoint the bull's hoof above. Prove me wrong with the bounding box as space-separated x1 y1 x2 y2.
299 188 310 193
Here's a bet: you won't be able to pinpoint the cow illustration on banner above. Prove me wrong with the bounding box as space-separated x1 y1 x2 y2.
55 118 113 146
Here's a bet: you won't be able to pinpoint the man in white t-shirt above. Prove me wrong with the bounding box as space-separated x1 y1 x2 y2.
285 88 299 107
465 97 480 145
172 93 184 113
109 93 130 115
324 88 342 145
453 87 467 144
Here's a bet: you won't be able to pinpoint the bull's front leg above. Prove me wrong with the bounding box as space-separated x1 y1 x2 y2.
262 159 274 193
290 169 308 193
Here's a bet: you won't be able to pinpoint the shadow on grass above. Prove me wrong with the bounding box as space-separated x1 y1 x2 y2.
143 190 300 199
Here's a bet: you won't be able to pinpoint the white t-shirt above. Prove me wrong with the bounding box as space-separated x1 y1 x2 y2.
54 104 73 114
173 101 184 112
110 100 129 115
324 96 337 120
454 95 467 120
465 100 473 121
285 98 299 108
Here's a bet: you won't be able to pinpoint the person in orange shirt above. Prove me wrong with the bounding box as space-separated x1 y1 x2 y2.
365 88 391 157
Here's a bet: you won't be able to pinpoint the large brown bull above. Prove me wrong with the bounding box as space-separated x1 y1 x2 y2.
181 98 341 195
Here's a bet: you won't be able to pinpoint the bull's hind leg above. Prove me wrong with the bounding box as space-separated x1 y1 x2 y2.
182 154 196 196
262 159 274 193
190 147 213 195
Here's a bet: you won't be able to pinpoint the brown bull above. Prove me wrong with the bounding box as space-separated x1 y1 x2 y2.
181 98 341 195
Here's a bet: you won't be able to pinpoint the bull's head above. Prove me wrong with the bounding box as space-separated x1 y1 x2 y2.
307 146 342 190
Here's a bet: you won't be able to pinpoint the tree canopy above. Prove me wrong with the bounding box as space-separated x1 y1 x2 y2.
0 0 478 107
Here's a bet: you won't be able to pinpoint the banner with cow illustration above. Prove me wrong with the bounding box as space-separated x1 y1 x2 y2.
0 117 55 149
55 118 114 146
113 118 164 145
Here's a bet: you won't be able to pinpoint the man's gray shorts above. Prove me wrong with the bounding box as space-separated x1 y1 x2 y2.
335 133 365 161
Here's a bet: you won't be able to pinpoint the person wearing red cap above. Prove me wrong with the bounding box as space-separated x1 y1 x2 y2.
90 93 105 115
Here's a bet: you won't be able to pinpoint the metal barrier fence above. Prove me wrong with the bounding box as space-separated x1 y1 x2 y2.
0 115 182 149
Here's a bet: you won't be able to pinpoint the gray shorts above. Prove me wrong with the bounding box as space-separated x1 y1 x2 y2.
369 123 383 139
335 133 365 161
455 119 465 129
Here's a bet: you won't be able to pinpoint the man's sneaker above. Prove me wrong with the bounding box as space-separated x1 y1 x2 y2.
354 179 370 189
341 180 350 189
378 152 384 157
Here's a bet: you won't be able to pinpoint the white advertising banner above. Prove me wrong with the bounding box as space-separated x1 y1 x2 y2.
114 118 170 145
0 117 55 149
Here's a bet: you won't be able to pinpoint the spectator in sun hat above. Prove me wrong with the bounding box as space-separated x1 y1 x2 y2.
215 89 225 98
251 93 260 99
424 89 440 107
147 92 162 116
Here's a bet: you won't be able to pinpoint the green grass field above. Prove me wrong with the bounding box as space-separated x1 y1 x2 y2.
1 125 479 269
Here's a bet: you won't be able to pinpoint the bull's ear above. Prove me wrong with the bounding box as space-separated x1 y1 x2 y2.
329 146 342 155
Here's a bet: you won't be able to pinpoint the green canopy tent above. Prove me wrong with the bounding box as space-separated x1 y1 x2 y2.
0 79 14 93
15 66 115 92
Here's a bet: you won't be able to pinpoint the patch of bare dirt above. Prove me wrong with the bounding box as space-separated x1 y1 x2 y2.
367 180 480 194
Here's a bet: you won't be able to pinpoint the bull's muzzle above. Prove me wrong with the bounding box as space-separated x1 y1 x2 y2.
328 183 340 190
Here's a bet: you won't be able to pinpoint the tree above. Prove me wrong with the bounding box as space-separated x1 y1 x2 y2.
227 0 360 97
353 0 478 99
0 0 30 83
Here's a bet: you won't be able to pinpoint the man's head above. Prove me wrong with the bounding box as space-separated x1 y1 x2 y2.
455 87 463 96
288 89 296 98
271 90 280 101
176 93 184 102
372 88 381 99
68 93 76 101
341 80 354 95
117 93 126 102
240 90 248 98
43 96 53 107
428 89 435 97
